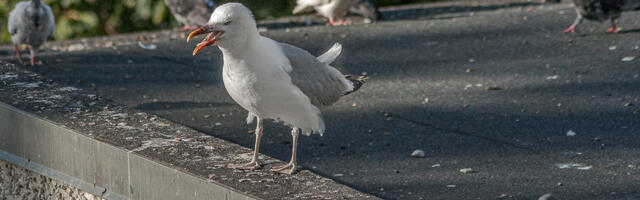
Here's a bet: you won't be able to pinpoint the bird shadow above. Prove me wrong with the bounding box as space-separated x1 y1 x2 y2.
134 101 233 112
618 28 640 34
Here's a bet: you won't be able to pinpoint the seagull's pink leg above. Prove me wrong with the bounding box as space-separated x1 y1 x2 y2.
271 127 299 174
13 44 24 65
227 117 263 170
606 19 619 33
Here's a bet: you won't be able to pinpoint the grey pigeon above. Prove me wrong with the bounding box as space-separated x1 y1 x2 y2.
293 0 360 26
349 0 382 21
564 0 640 33
165 0 216 30
8 0 55 66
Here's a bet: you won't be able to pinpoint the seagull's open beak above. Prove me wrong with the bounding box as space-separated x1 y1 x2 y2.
187 24 224 56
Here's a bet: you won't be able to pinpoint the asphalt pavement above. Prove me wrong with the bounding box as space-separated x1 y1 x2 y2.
2 0 640 199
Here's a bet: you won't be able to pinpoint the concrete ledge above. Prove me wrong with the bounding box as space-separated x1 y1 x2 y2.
0 103 256 200
0 59 378 199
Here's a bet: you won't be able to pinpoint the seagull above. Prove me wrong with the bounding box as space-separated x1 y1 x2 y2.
564 0 640 33
165 0 216 31
8 0 55 66
187 3 367 174
293 0 360 26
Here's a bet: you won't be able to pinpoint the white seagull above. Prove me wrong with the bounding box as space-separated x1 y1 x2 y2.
8 0 55 66
187 3 367 174
293 0 360 26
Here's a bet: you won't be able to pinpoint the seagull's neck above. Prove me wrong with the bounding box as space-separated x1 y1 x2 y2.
219 33 261 58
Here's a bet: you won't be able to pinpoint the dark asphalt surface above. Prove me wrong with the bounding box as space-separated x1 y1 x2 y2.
2 1 640 199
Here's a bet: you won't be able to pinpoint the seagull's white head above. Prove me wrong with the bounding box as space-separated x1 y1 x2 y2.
187 3 258 55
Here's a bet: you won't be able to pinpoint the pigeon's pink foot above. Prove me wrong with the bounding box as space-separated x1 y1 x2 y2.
338 18 349 25
606 26 620 33
563 26 576 33
326 18 338 26
29 57 42 66
177 25 198 32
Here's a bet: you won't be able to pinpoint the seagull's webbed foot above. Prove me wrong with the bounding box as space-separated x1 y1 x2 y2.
270 162 297 174
227 160 261 170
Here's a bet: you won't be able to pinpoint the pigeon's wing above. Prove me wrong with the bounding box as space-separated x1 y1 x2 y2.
279 42 352 107
7 2 28 37
293 0 328 14
44 4 55 38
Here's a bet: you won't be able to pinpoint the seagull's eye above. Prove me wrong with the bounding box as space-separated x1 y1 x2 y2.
224 21 232 25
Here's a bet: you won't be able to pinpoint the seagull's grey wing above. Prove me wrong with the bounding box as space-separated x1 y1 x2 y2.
279 42 351 107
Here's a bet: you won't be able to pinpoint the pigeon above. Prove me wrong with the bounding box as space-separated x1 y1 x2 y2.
564 0 640 33
187 3 367 174
349 0 382 21
8 0 55 66
165 0 216 31
293 0 361 26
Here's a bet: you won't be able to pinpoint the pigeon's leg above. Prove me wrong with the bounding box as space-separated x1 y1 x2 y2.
13 44 24 65
326 17 338 26
271 127 299 174
606 18 620 33
563 11 583 33
177 25 194 32
227 116 263 170
28 48 42 66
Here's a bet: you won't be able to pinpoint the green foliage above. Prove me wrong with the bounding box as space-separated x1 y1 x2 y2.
1 0 438 43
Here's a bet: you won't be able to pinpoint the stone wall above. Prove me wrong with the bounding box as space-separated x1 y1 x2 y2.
0 159 103 200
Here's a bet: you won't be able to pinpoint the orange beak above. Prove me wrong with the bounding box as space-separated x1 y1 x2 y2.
187 25 224 56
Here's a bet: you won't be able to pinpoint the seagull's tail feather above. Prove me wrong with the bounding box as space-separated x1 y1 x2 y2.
317 43 342 65
343 75 368 96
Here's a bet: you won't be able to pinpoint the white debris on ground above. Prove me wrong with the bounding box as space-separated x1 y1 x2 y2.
554 163 592 170
137 41 157 50
459 168 475 174
622 56 635 62
566 130 577 137
538 193 554 200
546 75 559 80
431 164 441 168
609 46 616 50
411 150 425 158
